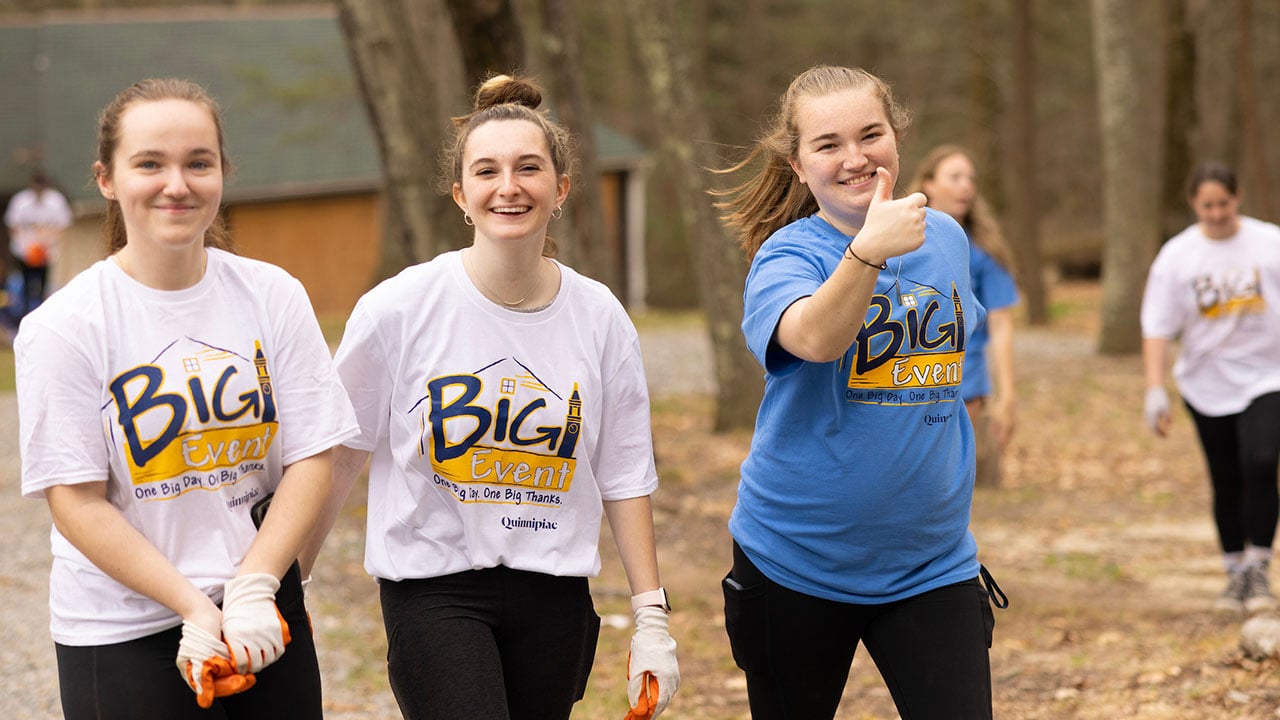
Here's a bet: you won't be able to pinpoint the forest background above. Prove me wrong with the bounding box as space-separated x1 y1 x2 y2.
5 0 1280 718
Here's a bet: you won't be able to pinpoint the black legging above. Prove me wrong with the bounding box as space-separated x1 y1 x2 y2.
1186 391 1280 554
54 564 319 720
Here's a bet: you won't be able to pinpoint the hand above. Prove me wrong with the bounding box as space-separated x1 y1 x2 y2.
848 168 927 265
221 573 291 673
626 606 679 719
175 620 257 708
1144 386 1171 437
989 396 1017 447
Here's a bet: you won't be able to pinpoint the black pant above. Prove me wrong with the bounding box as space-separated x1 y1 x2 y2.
55 564 319 720
723 542 995 720
379 566 600 720
1186 391 1280 553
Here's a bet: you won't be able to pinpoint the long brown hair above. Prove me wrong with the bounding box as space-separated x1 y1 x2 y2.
712 65 911 262
905 144 1014 273
441 74 575 258
94 78 235 254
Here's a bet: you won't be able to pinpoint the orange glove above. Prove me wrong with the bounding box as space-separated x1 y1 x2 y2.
186 656 258 709
624 671 661 720
177 620 257 708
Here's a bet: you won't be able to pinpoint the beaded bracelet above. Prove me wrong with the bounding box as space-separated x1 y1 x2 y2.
844 241 887 270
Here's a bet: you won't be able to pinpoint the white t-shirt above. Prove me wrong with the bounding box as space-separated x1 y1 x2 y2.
335 250 659 582
4 186 73 261
16 249 358 645
1141 216 1280 416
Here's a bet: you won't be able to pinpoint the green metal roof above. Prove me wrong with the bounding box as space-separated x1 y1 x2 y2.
2 8 649 205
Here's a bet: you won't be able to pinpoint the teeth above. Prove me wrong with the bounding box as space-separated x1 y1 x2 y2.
492 207 530 214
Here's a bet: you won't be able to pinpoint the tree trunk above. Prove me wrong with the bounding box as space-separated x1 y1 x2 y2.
623 0 763 431
1235 0 1275 219
1161 0 1196 241
336 0 469 273
1006 0 1048 325
442 0 526 89
536 0 615 288
1091 0 1167 355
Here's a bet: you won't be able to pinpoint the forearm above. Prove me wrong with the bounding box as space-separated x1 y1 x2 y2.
603 496 661 595
46 482 216 621
298 444 370 577
775 261 880 363
240 450 334 579
986 308 1016 401
1142 337 1170 390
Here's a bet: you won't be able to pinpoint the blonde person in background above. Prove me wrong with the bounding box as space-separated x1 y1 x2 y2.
907 145 1018 488
1142 162 1280 616
15 78 358 719
4 169 72 319
301 74 678 720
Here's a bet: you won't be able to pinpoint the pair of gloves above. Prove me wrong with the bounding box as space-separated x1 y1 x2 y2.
625 602 680 719
175 573 291 708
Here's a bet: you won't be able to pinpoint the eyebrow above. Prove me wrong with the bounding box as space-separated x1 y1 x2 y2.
467 153 548 170
804 123 886 144
127 148 218 162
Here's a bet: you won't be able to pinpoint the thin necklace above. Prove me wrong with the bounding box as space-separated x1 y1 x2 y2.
466 249 542 307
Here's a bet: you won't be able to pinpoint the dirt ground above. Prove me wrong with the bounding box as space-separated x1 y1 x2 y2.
8 279 1280 719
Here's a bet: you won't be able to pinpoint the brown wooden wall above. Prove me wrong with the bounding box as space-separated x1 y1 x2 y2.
229 193 382 318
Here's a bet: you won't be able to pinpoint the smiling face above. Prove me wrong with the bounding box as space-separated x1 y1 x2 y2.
787 86 899 235
921 152 977 224
452 118 570 248
96 98 223 257
1189 179 1241 240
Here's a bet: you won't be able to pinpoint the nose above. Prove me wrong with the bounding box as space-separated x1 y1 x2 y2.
163 168 190 198
498 169 519 195
840 143 867 170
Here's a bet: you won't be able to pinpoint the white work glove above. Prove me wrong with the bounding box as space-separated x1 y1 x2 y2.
221 573 291 673
626 605 680 719
1144 386 1171 435
176 620 256 708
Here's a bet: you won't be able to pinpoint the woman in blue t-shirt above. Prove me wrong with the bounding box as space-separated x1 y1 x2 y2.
714 65 1006 720
908 145 1019 488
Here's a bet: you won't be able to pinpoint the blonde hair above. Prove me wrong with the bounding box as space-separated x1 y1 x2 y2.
442 74 575 257
94 78 234 254
905 144 1014 273
713 65 911 261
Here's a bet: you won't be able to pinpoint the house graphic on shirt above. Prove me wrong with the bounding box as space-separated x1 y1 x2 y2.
415 357 581 494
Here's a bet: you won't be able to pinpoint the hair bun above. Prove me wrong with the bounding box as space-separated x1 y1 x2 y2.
474 74 542 112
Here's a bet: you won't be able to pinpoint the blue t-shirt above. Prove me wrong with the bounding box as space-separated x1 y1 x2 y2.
962 240 1018 401
731 210 984 603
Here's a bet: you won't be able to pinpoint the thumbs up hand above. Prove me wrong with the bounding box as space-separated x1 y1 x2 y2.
848 167 927 265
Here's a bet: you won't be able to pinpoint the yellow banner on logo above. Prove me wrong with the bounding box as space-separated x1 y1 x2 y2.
433 445 577 492
127 422 277 485
848 351 964 390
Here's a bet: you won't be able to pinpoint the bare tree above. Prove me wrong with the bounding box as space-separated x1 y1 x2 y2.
535 0 614 287
1235 0 1275 219
442 0 526 88
1005 0 1048 325
1091 0 1168 354
623 0 762 430
1161 0 1196 240
336 0 469 272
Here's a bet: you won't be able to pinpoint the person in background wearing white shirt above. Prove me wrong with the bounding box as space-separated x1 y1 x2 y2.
1142 162 1280 616
4 170 72 318
15 78 357 719
301 74 679 720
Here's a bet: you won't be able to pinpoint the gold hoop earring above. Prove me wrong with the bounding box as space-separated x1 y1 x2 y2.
552 206 563 220
463 213 474 226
